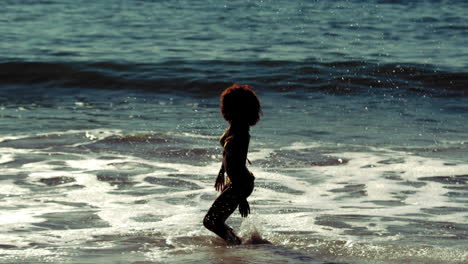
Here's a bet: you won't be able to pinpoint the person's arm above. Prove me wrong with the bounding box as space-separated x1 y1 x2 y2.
214 164 225 192
238 199 250 217
224 135 251 217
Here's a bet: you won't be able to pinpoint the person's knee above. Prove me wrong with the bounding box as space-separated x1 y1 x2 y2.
203 214 215 231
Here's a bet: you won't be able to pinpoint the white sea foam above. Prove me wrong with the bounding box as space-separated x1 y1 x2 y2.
0 180 29 196
0 211 38 226
178 132 218 140
0 153 14 164
1 136 467 263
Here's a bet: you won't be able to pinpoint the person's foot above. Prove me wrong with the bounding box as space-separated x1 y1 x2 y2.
225 230 242 245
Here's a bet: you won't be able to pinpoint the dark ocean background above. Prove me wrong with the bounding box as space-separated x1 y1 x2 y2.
0 0 467 263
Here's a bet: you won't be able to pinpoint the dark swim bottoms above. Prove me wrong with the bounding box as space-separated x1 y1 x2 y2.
230 172 255 199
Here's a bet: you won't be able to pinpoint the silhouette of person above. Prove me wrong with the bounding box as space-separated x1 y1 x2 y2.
203 84 262 245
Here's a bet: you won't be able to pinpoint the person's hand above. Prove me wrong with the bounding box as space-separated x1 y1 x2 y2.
239 199 250 217
214 171 225 192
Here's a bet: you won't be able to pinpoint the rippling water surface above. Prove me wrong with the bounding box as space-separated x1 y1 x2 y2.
1 0 467 263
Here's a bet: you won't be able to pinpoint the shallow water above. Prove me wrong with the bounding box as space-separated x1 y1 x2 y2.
1 0 468 263
0 90 467 263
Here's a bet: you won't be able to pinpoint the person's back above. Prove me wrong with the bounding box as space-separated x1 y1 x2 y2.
221 125 250 183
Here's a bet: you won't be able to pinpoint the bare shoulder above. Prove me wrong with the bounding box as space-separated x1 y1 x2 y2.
224 133 249 149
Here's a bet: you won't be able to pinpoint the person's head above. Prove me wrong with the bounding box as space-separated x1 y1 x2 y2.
220 84 262 126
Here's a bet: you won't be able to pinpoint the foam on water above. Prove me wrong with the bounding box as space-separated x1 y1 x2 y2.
0 129 467 263
2 0 468 262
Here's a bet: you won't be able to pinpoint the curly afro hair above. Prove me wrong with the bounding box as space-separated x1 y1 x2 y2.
220 84 262 126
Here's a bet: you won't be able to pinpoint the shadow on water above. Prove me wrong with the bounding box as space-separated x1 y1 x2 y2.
70 233 340 264
164 235 348 264
205 244 348 264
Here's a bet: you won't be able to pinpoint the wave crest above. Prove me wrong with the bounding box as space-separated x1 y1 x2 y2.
0 60 466 97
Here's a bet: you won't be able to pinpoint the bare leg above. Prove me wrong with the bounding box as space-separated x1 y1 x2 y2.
203 186 241 245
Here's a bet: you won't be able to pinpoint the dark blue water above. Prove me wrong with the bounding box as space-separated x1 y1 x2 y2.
2 0 468 67
1 1 467 263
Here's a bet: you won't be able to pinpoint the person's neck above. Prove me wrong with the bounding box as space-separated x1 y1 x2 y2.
229 122 249 133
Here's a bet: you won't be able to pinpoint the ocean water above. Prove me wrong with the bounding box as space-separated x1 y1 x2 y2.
1 0 467 263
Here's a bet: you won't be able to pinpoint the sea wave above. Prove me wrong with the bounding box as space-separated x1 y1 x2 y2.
0 60 466 97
